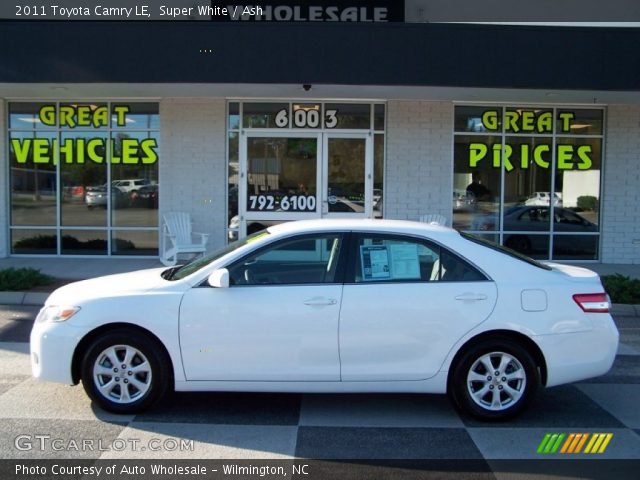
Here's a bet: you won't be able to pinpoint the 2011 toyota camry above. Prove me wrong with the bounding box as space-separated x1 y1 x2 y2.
30 219 619 421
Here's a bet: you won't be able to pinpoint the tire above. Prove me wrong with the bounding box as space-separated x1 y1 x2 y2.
80 329 171 414
449 339 540 421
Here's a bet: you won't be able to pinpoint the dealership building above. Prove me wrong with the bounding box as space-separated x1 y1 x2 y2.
1 2 639 263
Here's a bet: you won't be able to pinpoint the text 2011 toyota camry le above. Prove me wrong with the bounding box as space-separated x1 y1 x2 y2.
31 219 619 421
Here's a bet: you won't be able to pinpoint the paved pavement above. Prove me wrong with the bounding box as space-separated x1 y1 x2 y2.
0 305 638 472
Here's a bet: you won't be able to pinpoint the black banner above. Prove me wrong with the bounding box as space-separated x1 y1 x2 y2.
2 459 640 480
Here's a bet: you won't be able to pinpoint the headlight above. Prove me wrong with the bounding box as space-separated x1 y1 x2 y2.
36 306 81 323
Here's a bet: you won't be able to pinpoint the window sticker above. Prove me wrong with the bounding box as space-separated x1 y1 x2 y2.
360 243 422 281
389 244 421 280
360 245 391 281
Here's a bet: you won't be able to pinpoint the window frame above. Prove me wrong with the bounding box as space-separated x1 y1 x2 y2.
223 232 349 287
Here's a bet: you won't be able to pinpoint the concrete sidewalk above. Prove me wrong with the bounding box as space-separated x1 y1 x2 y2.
0 257 163 280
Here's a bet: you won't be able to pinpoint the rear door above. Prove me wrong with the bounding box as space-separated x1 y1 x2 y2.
339 232 498 381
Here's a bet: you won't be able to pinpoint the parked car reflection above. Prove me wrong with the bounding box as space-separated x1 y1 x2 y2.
85 185 129 209
130 184 158 209
472 206 597 255
524 191 562 207
453 189 476 211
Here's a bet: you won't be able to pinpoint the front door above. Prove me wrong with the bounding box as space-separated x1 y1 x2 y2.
241 133 322 236
179 233 345 381
236 133 373 238
322 134 372 218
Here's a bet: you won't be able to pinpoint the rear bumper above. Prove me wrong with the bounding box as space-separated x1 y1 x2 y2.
535 314 619 387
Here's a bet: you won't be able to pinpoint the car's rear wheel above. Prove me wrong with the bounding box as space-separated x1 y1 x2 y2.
449 339 540 421
80 330 170 413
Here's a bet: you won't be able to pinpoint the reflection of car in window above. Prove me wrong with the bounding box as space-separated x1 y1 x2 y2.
472 206 596 255
524 191 562 207
130 184 158 209
453 189 476 211
111 179 151 194
85 185 129 209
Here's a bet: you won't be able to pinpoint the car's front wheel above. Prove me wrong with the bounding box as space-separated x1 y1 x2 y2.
449 339 540 421
80 329 171 413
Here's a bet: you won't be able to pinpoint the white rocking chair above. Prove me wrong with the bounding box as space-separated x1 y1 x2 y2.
160 212 209 266
419 214 449 226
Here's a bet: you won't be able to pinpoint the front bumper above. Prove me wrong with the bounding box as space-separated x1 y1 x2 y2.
30 317 84 385
536 313 619 387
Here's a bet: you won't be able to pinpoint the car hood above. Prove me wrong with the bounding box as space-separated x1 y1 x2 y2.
44 267 169 306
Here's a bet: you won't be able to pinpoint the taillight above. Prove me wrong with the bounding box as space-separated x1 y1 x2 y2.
573 293 610 313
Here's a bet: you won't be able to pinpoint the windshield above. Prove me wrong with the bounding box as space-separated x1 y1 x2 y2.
166 230 271 281
460 232 552 271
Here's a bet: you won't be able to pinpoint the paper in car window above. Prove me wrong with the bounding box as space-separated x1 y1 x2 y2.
389 244 421 279
360 245 391 281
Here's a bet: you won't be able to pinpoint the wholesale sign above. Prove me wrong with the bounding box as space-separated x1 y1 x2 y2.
10 105 158 165
213 1 404 22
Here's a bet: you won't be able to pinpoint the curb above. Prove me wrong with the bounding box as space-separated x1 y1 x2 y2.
2 291 640 316
0 292 49 306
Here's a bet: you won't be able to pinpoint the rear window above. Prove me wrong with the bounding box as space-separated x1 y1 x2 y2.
460 232 552 271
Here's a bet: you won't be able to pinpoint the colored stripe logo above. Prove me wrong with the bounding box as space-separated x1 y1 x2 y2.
537 433 613 454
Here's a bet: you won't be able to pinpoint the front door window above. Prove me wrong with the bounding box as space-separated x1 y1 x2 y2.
325 136 369 217
246 137 319 215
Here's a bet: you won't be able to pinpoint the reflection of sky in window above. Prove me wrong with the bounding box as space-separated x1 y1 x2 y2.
111 115 159 129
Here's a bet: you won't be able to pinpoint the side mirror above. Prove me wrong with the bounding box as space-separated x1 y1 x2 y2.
207 268 229 288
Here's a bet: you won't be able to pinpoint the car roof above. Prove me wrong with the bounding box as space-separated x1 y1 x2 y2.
266 218 457 238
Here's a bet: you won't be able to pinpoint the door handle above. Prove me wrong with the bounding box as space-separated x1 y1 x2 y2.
304 297 338 306
455 293 488 301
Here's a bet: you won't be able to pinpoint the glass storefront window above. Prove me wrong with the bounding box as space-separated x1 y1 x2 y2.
453 106 603 261
8 102 160 256
11 229 57 255
453 135 502 231
10 131 58 227
111 230 158 256
374 105 385 131
61 230 108 255
228 102 240 130
60 131 108 227
374 134 384 218
243 103 289 128
9 102 57 130
246 137 317 213
324 103 370 129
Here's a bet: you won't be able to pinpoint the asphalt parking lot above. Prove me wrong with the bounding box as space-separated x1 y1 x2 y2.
0 305 639 478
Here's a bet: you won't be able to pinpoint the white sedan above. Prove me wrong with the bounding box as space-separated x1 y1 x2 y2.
30 219 618 421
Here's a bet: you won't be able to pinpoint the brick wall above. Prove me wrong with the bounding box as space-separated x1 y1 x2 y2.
601 105 640 264
159 98 227 250
385 101 453 223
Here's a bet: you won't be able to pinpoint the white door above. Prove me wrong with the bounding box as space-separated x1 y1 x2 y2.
322 134 372 218
339 232 498 381
179 233 345 381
